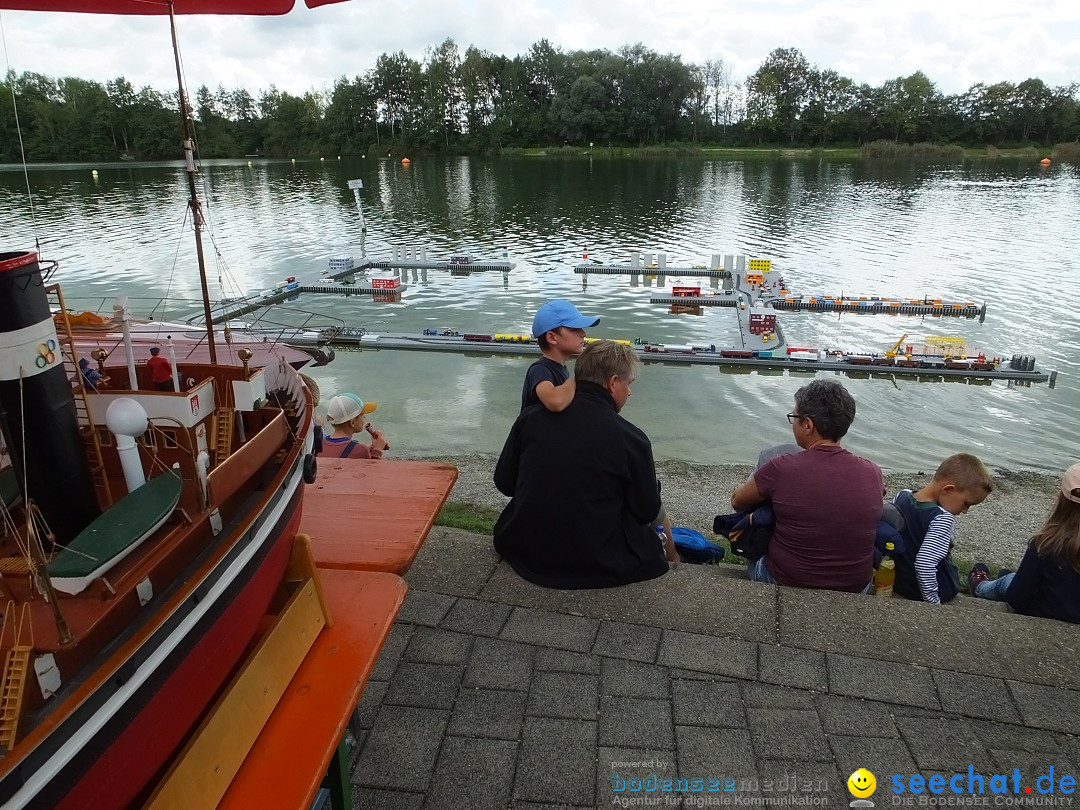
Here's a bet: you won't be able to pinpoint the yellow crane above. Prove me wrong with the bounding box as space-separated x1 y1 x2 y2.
885 334 909 358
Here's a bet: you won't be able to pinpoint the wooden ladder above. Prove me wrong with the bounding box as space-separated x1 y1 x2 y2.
213 407 234 465
0 603 34 751
0 647 31 751
46 285 112 507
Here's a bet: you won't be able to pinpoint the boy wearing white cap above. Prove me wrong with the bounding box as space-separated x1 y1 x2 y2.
319 393 388 459
520 299 600 412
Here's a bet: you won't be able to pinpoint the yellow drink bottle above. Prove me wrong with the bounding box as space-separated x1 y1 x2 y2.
873 542 896 597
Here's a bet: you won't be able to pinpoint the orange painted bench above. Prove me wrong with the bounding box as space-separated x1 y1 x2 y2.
301 459 458 574
216 567 408 810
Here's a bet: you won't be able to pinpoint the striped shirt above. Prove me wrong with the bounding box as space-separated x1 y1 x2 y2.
910 504 955 604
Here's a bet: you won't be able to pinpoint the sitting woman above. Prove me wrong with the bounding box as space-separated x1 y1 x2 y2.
318 393 389 460
969 462 1080 624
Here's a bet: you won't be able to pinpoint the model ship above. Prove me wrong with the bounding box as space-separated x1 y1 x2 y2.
0 250 317 809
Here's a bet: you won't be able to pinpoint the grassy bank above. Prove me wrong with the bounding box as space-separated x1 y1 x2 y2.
501 143 1071 160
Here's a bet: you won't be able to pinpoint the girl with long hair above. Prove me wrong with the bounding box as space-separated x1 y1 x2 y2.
969 462 1080 623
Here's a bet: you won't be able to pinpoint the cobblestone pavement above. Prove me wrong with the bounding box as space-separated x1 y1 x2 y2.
350 529 1080 810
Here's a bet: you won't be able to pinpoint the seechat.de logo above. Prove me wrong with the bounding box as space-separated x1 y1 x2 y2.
849 769 877 808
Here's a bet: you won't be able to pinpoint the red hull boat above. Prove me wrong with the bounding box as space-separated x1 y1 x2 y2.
0 250 319 808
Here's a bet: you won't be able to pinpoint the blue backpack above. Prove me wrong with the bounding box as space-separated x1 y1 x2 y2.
671 528 726 564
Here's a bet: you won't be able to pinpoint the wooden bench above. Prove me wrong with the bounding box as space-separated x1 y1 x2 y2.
148 460 455 808
215 566 406 809
301 459 458 574
148 558 407 810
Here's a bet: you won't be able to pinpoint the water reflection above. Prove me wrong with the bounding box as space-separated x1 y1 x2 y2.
1 155 1078 472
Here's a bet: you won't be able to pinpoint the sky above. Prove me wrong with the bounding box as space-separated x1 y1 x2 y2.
0 0 1077 99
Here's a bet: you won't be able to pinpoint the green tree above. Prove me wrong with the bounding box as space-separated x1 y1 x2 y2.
745 47 813 143
551 74 607 143
878 71 940 142
419 38 462 149
803 69 855 145
324 75 377 155
459 46 496 139
372 51 419 143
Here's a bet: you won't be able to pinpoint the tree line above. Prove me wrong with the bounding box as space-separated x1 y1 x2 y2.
1 40 1077 162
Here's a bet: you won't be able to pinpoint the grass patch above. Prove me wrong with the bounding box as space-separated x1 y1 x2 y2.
435 501 501 534
859 140 966 161
501 144 1060 161
502 143 704 157
1052 141 1080 161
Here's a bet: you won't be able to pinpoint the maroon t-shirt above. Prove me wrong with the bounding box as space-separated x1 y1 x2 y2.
753 445 883 592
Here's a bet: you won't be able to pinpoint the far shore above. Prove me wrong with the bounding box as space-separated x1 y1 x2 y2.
9 145 1067 168
506 144 1060 160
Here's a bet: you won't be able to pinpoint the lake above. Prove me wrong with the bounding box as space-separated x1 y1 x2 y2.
1 155 1078 474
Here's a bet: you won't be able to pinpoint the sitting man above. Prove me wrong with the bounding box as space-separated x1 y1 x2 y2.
493 340 678 589
730 379 883 593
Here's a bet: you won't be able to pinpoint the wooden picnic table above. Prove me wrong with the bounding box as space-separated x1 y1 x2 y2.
301 459 458 574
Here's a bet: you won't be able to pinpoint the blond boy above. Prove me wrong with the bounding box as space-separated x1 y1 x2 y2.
892 453 993 604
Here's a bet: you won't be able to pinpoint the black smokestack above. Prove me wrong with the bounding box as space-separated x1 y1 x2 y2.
0 251 99 544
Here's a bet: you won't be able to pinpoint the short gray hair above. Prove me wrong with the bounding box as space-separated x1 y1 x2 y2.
793 379 856 441
575 340 639 385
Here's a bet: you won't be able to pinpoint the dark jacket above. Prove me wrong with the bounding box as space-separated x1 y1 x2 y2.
893 490 961 603
494 381 669 589
1007 545 1080 623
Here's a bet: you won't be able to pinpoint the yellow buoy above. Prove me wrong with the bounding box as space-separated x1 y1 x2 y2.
401 157 411 165
91 169 98 177
1040 157 1051 166
320 157 325 161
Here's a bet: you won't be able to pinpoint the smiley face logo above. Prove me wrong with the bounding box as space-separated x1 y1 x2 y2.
847 768 876 798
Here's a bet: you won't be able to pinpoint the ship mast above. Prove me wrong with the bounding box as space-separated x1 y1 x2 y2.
167 0 218 364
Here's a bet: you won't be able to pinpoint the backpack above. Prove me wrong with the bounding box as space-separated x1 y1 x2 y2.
875 501 906 567
712 506 775 560
671 528 726 564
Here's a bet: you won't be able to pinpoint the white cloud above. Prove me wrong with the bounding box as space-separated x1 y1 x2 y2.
0 0 1076 98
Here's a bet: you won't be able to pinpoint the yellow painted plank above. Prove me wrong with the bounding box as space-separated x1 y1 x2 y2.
145 576 326 810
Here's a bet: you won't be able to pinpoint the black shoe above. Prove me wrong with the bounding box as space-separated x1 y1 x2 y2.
968 563 990 596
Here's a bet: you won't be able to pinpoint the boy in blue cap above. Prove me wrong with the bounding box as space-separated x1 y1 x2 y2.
521 299 600 412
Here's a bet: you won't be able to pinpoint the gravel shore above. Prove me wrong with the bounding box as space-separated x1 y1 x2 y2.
412 452 1063 567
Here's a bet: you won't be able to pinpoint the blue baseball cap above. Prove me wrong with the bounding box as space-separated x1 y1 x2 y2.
531 299 600 338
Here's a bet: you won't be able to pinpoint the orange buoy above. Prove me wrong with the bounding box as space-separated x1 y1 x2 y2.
401 157 411 165
1040 157 1051 166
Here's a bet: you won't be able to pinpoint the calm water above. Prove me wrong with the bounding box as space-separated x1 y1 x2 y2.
2 156 1079 473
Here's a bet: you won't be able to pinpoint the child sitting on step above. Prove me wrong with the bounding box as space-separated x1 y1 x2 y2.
969 462 1080 624
892 453 993 604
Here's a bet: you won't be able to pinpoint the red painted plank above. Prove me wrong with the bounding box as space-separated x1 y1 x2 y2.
302 459 458 574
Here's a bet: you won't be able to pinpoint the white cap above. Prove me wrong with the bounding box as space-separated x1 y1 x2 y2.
325 393 377 426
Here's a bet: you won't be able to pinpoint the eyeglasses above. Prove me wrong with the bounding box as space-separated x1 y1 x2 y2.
787 412 802 424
